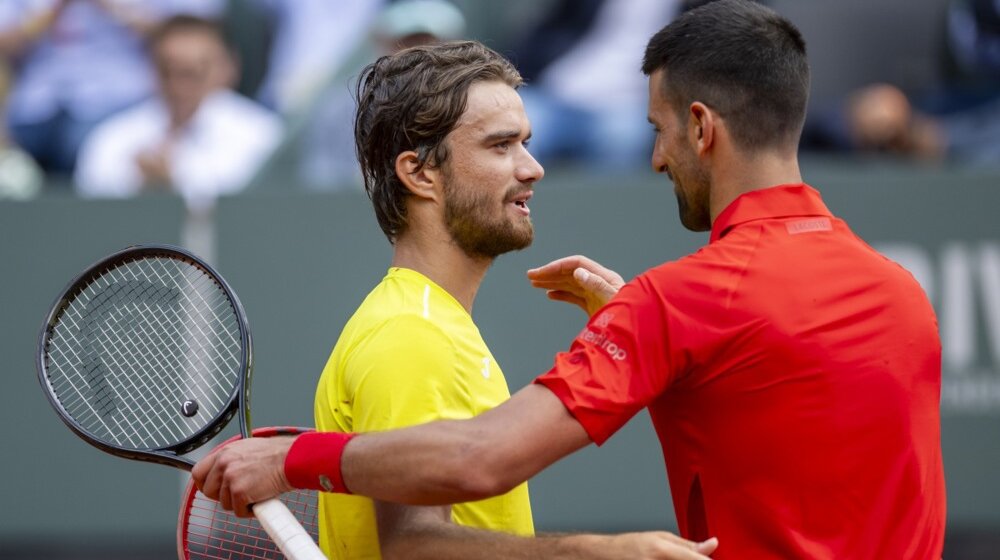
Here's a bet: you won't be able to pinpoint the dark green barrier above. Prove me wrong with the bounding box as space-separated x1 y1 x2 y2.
2 160 997 555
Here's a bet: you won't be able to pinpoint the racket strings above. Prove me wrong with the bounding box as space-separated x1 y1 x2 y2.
184 489 319 560
44 256 244 450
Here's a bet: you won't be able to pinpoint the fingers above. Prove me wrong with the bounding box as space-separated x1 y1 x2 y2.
528 255 617 282
195 447 255 518
658 532 717 559
546 290 588 311
526 255 593 279
217 465 254 518
572 268 616 300
528 255 624 296
610 531 717 559
696 537 719 555
192 451 221 499
219 477 232 512
234 494 253 519
190 437 296 518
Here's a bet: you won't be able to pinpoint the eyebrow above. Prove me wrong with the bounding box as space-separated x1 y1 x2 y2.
481 129 531 143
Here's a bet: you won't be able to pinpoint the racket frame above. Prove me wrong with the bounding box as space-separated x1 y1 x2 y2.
36 244 255 470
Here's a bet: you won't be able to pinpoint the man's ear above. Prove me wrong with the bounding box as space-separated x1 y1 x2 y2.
689 101 715 155
395 151 441 202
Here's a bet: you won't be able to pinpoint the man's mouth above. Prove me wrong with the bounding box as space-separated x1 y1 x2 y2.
508 190 533 215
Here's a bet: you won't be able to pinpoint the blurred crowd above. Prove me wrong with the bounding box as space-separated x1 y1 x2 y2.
801 0 1000 165
0 0 996 206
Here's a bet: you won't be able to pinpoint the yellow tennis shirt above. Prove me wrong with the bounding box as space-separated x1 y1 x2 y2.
314 267 534 559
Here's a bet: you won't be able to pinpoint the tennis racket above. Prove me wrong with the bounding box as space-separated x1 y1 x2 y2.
179 426 319 560
37 245 326 560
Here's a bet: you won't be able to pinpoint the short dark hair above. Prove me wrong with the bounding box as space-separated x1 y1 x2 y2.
354 41 522 243
147 14 226 50
642 0 809 152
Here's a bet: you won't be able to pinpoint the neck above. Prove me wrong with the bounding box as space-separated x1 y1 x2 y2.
709 147 802 224
391 230 492 314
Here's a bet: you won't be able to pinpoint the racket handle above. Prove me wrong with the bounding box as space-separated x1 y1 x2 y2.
253 498 327 559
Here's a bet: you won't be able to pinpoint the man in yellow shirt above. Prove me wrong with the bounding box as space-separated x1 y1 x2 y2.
317 265 534 557
198 39 716 560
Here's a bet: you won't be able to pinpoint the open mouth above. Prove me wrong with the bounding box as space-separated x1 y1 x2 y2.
509 190 533 214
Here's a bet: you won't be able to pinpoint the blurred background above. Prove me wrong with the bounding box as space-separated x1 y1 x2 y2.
1 0 998 558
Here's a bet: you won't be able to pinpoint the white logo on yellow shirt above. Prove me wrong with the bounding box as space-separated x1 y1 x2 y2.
481 357 491 379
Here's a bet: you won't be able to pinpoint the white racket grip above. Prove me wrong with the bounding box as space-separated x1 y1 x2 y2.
254 498 327 559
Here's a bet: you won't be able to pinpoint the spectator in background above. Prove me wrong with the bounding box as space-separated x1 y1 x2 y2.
0 60 43 200
511 0 679 172
250 0 384 114
74 15 281 212
0 0 223 177
801 0 1000 165
253 0 466 192
292 0 467 191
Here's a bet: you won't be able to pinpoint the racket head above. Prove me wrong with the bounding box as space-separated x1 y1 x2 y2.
178 426 319 560
37 245 254 469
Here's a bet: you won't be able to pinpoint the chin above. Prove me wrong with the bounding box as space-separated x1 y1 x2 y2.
678 209 711 232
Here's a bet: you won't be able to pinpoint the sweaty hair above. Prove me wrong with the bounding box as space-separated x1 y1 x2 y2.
354 41 522 243
642 0 809 152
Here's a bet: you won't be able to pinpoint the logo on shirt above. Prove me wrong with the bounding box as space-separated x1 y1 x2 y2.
481 356 491 379
579 328 628 361
786 218 832 235
594 311 614 328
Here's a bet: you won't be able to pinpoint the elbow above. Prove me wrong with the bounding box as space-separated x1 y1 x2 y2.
438 437 521 501
448 471 514 502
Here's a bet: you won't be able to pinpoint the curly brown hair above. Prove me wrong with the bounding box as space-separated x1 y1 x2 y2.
354 41 522 243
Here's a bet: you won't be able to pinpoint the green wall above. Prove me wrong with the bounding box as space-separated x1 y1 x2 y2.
2 160 998 556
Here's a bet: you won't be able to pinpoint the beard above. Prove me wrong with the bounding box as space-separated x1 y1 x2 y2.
443 178 534 260
671 149 712 232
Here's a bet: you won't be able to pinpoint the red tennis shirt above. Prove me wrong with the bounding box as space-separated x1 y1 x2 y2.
535 184 945 559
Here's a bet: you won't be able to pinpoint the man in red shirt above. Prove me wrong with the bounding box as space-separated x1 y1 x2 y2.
194 1 946 557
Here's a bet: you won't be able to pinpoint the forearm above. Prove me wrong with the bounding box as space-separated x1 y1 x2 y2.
194 386 592 516
383 523 640 560
376 500 620 560
340 385 592 505
344 417 506 505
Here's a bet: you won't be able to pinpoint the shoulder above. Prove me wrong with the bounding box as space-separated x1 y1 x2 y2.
619 235 760 315
627 250 714 295
351 313 456 368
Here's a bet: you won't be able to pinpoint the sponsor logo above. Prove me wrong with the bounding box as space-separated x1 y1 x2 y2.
594 312 615 328
580 327 628 361
786 218 832 235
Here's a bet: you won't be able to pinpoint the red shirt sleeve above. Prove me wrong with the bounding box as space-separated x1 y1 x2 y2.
535 277 677 444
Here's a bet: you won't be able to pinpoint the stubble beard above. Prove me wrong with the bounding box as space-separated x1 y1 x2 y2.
672 151 713 233
444 181 534 260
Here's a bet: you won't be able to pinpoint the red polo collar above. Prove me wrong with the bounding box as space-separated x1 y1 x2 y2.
710 184 833 243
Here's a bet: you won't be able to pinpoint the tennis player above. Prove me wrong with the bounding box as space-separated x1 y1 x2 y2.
195 2 946 558
211 40 712 560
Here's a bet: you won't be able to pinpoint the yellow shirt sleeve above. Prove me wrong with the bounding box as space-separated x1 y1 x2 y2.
345 313 472 432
